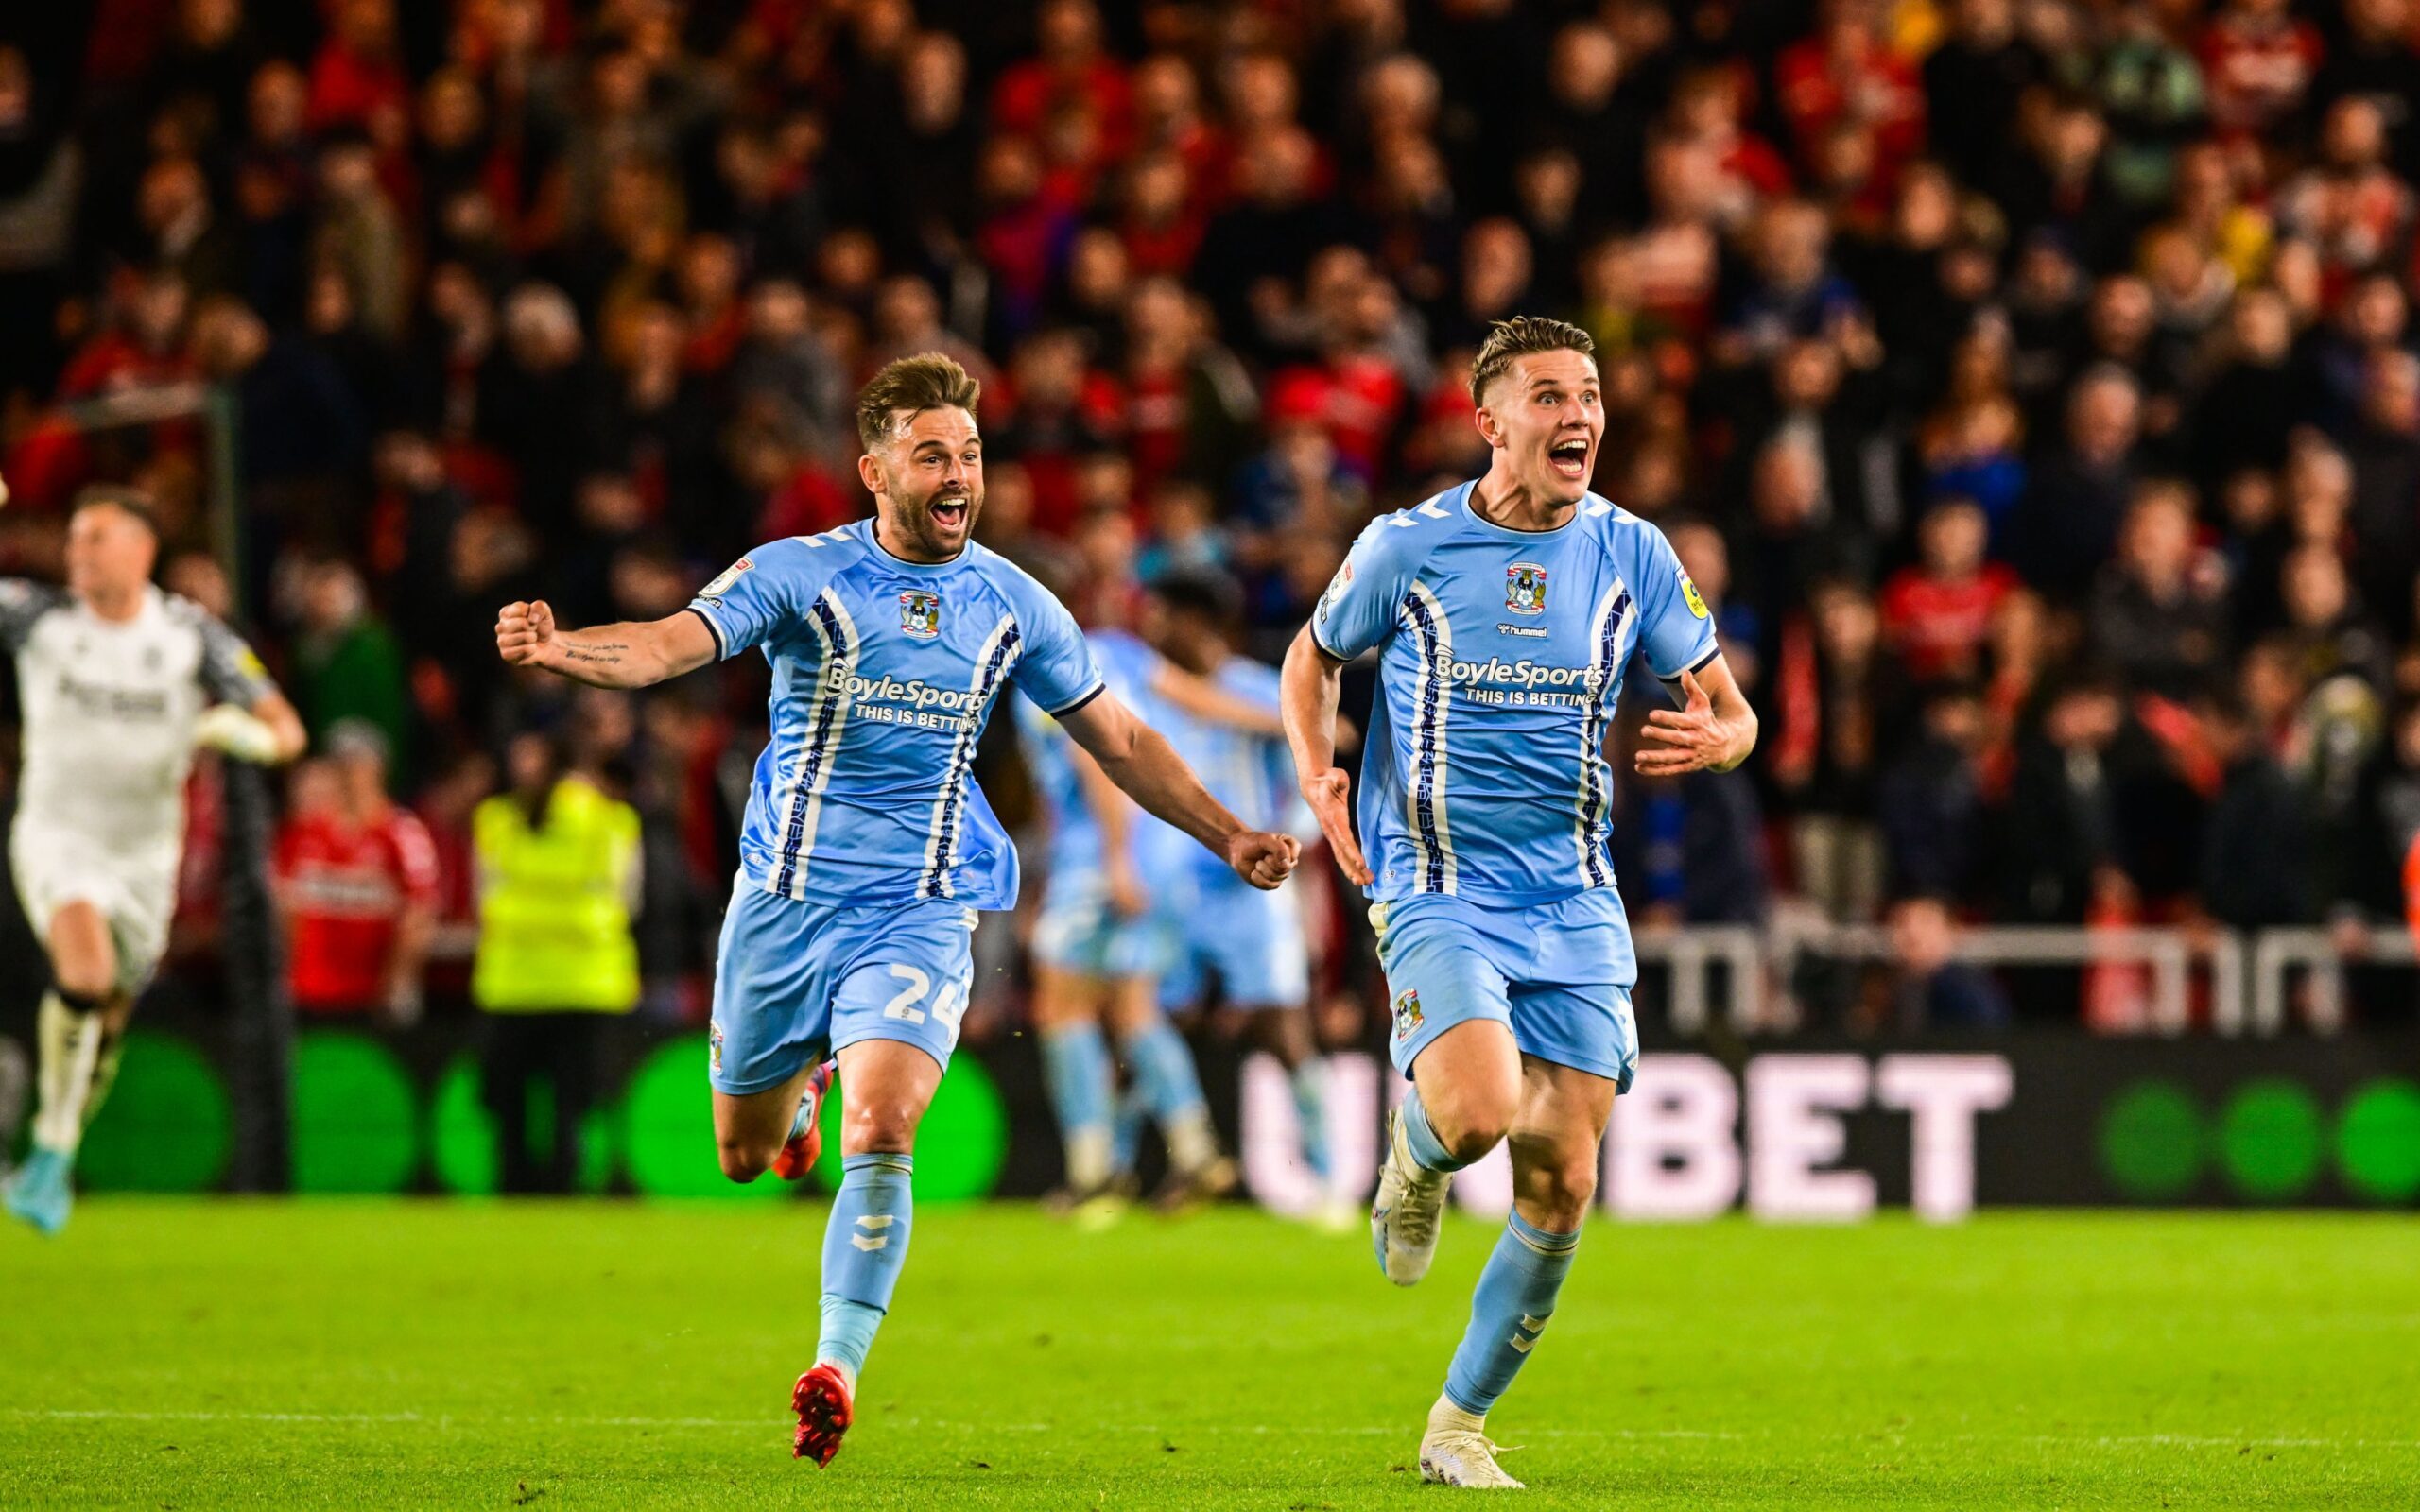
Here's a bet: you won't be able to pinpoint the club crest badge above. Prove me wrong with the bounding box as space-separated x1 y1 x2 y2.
1392 988 1425 1041
697 557 752 604
900 589 942 639
1506 561 1548 615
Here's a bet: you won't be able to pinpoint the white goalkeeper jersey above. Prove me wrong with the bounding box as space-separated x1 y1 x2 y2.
0 580 277 860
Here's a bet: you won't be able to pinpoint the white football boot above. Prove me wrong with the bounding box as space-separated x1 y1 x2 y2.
1370 1107 1450 1285
1418 1395 1525 1488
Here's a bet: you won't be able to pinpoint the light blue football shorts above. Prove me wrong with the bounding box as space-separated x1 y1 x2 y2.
709 875 977 1094
1029 871 1172 983
1373 886 1638 1091
1158 875 1310 1011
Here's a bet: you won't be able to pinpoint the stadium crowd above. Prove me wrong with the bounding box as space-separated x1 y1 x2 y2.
5 0 2420 1034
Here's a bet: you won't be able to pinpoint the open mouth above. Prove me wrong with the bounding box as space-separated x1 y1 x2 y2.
930 495 969 531
1548 438 1591 480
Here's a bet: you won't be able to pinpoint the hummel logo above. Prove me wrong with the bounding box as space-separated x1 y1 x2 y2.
850 1214 897 1252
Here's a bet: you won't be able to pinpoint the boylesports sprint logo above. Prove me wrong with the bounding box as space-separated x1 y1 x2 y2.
697 557 753 604
1392 988 1424 1040
1506 561 1547 614
900 589 942 639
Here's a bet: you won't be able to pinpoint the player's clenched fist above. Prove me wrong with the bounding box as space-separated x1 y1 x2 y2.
1226 829 1302 891
495 600 557 667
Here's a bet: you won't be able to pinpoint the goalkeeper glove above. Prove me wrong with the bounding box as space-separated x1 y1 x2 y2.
194 704 284 764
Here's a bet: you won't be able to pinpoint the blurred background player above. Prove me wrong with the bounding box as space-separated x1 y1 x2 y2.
1144 569 1343 1222
1022 561 1309 1218
1284 319 1757 1486
0 487 304 1235
1018 616 1231 1217
494 352 1297 1466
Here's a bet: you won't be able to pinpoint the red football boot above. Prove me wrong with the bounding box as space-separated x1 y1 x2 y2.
771 1060 836 1182
791 1362 855 1466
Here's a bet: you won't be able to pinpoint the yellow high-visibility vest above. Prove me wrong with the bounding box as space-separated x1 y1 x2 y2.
470 777 642 1014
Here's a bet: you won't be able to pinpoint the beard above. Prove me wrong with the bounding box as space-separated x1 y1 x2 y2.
883 481 983 561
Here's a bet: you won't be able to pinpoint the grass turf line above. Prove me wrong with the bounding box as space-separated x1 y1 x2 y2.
1 1202 2414 1508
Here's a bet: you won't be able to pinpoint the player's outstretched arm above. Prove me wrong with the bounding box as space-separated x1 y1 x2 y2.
1059 691 1300 891
1634 654 1758 777
1149 663 1286 737
1279 626 1372 886
494 600 717 690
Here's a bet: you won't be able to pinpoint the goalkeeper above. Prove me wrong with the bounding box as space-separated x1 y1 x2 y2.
0 487 302 1234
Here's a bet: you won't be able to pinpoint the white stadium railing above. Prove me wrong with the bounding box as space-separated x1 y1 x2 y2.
1634 922 2413 1039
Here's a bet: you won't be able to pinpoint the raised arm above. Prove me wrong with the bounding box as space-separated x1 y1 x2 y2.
1058 690 1299 890
1149 663 1286 737
1280 626 1372 885
1634 653 1758 776
494 600 718 690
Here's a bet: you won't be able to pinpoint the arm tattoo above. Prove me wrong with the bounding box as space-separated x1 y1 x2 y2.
562 643 628 664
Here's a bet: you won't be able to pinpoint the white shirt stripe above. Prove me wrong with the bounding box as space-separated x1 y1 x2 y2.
920 610 1020 898
783 591 860 898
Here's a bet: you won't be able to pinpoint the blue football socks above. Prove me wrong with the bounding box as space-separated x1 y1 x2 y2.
1039 1022 1115 1189
1289 1059 1331 1181
817 1152 914 1378
1443 1211 1582 1415
1400 1087 1471 1174
1119 1020 1217 1170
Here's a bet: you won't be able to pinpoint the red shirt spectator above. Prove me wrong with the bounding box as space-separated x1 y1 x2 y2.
1774 6 1926 182
307 0 412 145
1879 500 2016 681
274 731 439 1017
992 0 1133 157
2199 0 2325 139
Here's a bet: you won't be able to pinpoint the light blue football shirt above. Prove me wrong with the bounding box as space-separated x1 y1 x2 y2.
1014 627 1171 890
1312 481 1720 907
689 519 1104 908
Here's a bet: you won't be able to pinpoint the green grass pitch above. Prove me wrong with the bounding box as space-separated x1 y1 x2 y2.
2 1202 2414 1508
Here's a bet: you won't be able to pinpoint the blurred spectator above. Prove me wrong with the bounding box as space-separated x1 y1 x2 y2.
471 732 640 1194
2198 0 2323 143
2091 481 2229 701
286 556 410 769
1878 683 1988 903
2000 672 2131 926
1774 580 1898 923
2195 687 2313 931
2345 350 2420 636
1884 896 2013 1030
2015 366 2144 603
272 723 439 1022
1923 0 2043 203
1916 325 2029 542
1881 500 2017 682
